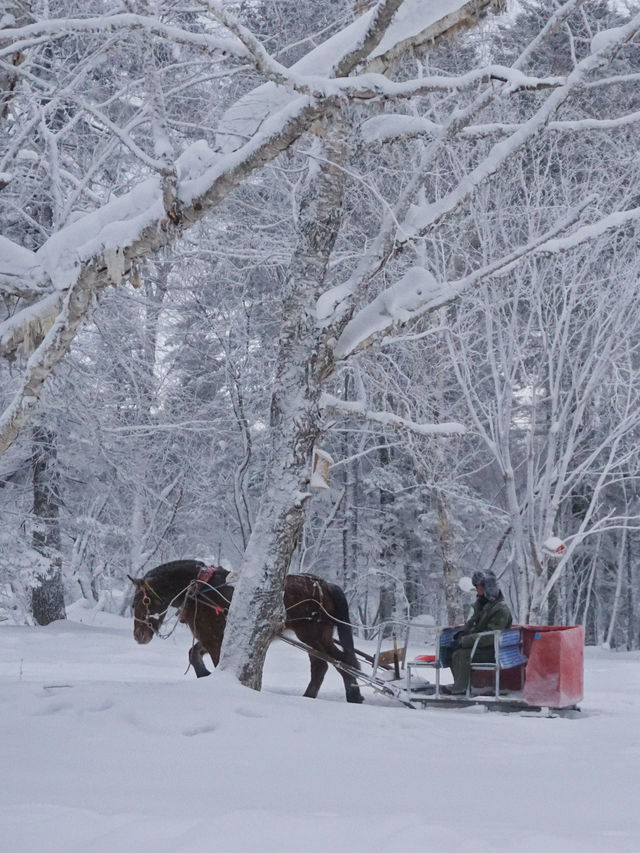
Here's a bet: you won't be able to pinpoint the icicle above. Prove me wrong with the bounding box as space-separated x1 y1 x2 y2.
19 304 58 356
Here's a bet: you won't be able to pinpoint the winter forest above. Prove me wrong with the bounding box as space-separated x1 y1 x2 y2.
2 0 640 688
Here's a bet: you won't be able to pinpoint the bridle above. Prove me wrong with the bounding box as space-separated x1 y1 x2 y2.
134 579 164 634
133 566 233 639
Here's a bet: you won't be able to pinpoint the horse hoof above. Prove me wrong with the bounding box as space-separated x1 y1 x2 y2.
195 670 211 678
346 689 364 704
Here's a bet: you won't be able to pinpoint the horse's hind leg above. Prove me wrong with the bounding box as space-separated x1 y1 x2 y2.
331 645 364 703
321 631 364 703
340 670 364 704
326 640 364 703
189 642 211 678
303 655 328 698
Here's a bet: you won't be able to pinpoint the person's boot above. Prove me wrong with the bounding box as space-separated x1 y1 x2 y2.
441 684 467 695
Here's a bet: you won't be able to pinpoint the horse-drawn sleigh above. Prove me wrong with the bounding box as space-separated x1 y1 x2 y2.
130 560 583 714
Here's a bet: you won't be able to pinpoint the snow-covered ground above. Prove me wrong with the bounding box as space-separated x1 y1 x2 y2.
1 603 639 853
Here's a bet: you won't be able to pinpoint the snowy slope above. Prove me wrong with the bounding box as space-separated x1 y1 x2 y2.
1 605 639 853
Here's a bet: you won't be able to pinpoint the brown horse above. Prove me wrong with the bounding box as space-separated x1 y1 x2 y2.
129 559 364 703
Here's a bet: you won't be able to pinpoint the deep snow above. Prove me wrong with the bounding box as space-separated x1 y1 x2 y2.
1 602 639 853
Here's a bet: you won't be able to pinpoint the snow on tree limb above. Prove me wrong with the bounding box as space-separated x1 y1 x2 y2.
401 10 640 240
0 266 98 456
317 1 596 334
191 3 519 106
362 108 640 144
333 202 592 358
0 13 245 60
535 208 640 254
1 0 487 301
321 392 466 436
328 65 566 101
0 97 327 453
333 266 449 357
366 0 505 70
216 0 498 151
462 109 640 138
0 235 46 297
360 114 443 144
1 1 492 456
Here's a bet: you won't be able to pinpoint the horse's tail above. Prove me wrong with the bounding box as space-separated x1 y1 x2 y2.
327 582 360 669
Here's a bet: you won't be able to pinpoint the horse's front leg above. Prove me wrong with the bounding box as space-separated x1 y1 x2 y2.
189 641 211 678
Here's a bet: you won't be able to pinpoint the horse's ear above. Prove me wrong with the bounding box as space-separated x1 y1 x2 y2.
127 574 142 585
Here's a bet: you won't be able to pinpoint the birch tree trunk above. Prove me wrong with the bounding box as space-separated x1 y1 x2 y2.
31 424 65 624
605 522 628 649
218 128 346 688
0 2 32 124
436 492 463 624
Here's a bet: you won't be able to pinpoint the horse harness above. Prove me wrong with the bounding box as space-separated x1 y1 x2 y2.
285 575 326 624
180 568 328 624
186 565 230 616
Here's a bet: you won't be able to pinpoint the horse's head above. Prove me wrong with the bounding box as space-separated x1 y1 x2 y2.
129 575 163 644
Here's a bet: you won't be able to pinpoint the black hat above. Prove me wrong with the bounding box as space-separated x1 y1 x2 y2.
471 570 485 587
483 572 500 602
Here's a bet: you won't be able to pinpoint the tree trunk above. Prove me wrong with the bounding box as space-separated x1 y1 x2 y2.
437 492 463 624
605 524 628 648
378 583 395 638
31 425 65 624
341 375 360 594
0 3 33 123
219 128 346 689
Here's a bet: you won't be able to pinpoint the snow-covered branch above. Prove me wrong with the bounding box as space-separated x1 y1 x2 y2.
333 202 589 358
2 1 495 455
401 11 640 239
216 0 498 151
362 107 640 144
332 65 566 102
535 208 640 253
199 0 506 105
320 392 466 437
0 13 246 60
197 0 324 95
0 95 333 452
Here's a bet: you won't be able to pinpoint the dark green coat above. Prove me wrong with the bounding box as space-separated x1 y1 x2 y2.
448 593 514 691
458 593 513 649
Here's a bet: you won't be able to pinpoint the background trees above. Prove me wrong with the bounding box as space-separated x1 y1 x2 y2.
2 0 640 669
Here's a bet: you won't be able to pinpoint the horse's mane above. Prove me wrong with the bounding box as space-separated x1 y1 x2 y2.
145 559 204 582
143 561 206 603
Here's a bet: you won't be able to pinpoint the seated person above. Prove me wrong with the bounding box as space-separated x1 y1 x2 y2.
442 570 513 695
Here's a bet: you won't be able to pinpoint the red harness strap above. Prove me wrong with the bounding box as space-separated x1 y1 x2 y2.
197 565 219 586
